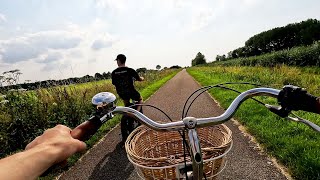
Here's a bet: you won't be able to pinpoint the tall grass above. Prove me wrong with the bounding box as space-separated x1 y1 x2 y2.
188 66 320 180
0 69 179 158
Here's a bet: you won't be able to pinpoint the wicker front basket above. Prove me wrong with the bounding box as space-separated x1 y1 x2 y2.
125 124 232 180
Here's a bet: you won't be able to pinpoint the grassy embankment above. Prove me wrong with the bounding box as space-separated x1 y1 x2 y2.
188 66 319 180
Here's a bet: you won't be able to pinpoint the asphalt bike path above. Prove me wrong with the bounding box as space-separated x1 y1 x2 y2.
59 69 288 180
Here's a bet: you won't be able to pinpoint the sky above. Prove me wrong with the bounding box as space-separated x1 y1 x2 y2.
0 0 319 83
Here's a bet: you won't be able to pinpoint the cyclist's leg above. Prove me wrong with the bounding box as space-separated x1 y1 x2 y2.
130 90 143 127
123 99 130 107
131 89 143 112
118 92 131 142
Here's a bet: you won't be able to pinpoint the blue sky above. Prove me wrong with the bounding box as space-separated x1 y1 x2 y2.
0 0 320 83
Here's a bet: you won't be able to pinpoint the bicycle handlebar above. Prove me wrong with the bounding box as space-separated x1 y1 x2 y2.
68 85 319 180
111 88 280 131
71 86 320 142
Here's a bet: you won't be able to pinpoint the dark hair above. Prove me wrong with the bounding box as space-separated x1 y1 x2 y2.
116 54 126 64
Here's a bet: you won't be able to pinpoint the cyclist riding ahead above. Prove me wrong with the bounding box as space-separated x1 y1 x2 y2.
111 54 144 142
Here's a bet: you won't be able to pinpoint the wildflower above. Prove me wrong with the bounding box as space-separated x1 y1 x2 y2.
52 102 57 106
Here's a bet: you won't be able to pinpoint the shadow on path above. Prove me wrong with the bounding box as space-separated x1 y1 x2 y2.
88 143 135 180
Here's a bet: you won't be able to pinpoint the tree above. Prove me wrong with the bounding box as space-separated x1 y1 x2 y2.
191 52 206 66
102 72 111 79
0 76 4 87
170 65 181 69
94 73 103 80
156 65 161 70
244 19 320 57
215 54 226 61
2 69 22 86
136 68 147 74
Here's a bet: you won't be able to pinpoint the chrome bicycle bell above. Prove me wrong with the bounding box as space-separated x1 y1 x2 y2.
92 92 117 113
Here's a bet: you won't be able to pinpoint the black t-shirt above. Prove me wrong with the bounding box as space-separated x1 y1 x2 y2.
111 67 140 92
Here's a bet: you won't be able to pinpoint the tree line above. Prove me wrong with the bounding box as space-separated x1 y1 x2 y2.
0 65 181 92
0 71 112 91
216 18 320 61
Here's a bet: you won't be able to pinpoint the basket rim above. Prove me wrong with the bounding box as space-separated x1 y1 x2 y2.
126 140 233 169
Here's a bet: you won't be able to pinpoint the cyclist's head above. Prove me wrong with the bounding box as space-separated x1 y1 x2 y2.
115 54 126 64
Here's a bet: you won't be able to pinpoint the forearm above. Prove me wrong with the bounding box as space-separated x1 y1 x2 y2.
0 145 57 180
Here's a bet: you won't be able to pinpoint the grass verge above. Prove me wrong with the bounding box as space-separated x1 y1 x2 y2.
187 66 320 180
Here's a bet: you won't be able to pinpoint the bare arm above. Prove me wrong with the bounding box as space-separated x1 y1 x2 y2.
0 125 86 180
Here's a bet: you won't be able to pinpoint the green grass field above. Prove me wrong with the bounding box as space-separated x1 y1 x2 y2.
188 66 320 180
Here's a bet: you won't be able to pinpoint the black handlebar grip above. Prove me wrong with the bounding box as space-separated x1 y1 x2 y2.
71 116 102 141
278 85 320 114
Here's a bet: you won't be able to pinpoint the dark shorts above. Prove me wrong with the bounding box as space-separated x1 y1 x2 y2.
117 89 141 102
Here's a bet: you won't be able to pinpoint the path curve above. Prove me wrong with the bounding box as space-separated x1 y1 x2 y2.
59 69 288 180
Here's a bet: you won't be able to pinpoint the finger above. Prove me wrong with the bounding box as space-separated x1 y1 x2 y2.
71 121 101 141
71 122 89 140
71 139 87 152
55 124 72 132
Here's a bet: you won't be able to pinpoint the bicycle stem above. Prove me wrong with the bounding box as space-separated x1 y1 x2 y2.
187 127 203 179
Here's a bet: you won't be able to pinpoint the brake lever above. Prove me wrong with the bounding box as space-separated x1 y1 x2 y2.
265 104 290 118
100 112 114 123
265 104 320 132
287 114 320 133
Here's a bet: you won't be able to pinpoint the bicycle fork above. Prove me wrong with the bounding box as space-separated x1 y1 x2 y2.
182 117 204 180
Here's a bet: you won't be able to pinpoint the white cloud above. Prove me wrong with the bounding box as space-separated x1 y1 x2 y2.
30 31 82 50
37 51 63 64
0 38 44 63
190 8 215 32
42 60 70 72
172 0 191 9
0 13 6 23
242 0 261 6
0 30 82 64
91 39 113 50
1 0 312 82
91 33 115 50
95 0 128 12
0 18 118 81
29 20 116 80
